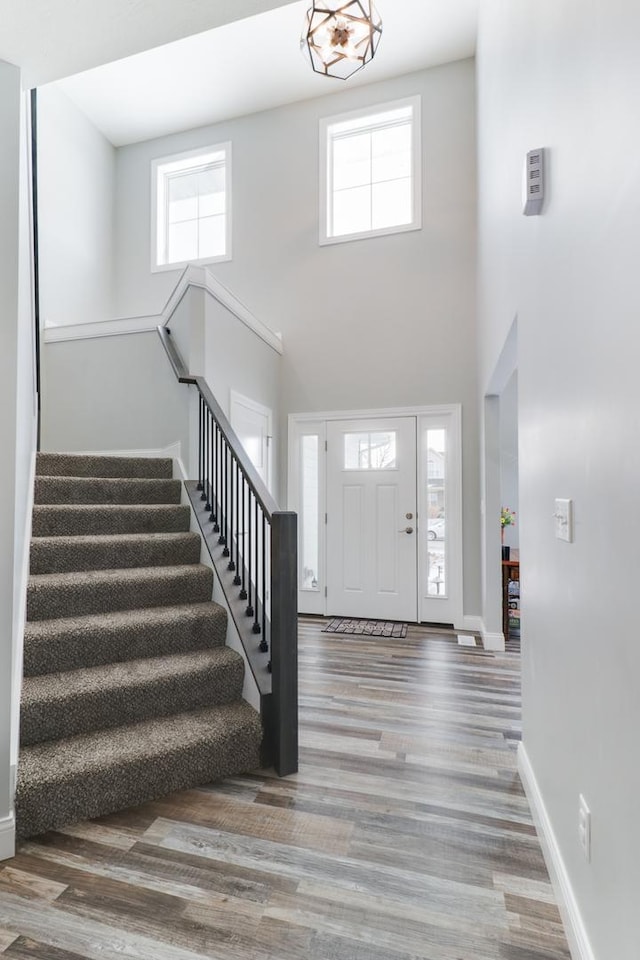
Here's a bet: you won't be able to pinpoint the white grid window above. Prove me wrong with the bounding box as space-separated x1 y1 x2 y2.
151 143 231 271
320 97 421 244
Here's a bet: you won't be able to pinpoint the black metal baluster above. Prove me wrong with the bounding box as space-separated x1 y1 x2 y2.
234 461 242 585
213 425 220 532
222 441 230 555
209 414 216 523
197 396 203 491
246 489 254 618
227 451 235 571
253 498 261 635
204 408 211 511
259 513 268 651
218 438 226 546
239 473 247 598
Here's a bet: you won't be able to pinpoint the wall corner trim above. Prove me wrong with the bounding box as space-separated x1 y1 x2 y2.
42 265 284 355
518 743 597 960
0 812 16 862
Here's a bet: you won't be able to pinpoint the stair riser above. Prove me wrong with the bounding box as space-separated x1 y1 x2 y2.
30 535 201 575
16 712 262 839
21 658 245 747
35 477 182 505
24 605 227 676
32 505 191 537
27 568 214 621
37 454 173 479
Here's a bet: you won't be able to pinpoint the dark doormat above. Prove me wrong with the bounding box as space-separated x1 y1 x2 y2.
323 618 408 638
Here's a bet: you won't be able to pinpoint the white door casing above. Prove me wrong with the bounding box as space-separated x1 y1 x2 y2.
229 390 272 491
326 417 418 621
289 405 463 627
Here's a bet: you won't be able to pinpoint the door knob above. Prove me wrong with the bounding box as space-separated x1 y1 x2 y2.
398 526 414 534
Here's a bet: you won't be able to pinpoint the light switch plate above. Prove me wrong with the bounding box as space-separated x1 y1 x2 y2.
555 498 573 542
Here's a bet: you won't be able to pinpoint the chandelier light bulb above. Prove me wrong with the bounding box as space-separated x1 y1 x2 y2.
301 2 383 81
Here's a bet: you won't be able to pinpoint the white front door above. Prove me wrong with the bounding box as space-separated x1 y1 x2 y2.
326 417 418 621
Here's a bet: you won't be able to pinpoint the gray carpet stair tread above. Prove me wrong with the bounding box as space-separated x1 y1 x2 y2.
30 532 202 574
21 647 245 746
23 602 227 676
32 504 191 537
27 564 214 621
37 453 173 479
34 476 182 505
16 700 263 838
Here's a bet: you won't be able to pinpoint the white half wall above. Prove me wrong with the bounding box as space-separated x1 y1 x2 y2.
113 59 480 615
477 1 640 956
41 331 189 457
38 84 115 328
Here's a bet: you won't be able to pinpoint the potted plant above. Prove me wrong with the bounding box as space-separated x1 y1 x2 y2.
501 507 516 560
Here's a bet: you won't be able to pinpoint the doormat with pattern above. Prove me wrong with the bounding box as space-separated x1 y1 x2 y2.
323 618 408 638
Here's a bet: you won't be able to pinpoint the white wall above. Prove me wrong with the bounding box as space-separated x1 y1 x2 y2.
0 61 38 861
41 332 189 457
477 1 640 955
114 60 480 614
38 85 115 327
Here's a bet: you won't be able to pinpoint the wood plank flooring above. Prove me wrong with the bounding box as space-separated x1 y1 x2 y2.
0 617 569 960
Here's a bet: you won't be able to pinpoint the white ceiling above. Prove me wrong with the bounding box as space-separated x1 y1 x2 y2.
0 0 301 87
51 1 478 147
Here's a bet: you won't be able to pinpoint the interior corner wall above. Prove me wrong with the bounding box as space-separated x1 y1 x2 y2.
0 61 36 857
113 58 480 615
477 1 640 955
37 84 116 327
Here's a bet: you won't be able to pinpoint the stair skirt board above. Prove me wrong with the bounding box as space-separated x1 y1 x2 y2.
17 453 263 840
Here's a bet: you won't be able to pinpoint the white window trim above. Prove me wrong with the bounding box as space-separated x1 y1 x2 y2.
150 142 232 273
319 95 422 247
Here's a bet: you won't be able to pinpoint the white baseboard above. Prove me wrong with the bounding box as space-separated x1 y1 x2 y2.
480 620 505 651
57 441 184 462
459 615 482 633
518 743 596 960
0 813 15 862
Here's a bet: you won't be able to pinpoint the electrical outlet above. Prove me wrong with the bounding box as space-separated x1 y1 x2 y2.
578 794 591 862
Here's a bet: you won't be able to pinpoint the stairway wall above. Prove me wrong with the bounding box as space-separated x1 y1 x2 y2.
0 60 38 860
41 330 189 458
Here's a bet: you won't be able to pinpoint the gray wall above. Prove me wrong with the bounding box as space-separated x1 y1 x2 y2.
477 1 640 955
38 85 115 327
113 60 480 615
42 332 189 457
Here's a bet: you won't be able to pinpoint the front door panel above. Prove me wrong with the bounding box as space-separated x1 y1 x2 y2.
326 417 417 621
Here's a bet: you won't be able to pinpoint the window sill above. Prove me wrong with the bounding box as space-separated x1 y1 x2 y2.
319 220 422 247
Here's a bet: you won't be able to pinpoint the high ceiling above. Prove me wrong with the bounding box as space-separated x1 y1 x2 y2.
47 1 478 147
0 0 301 87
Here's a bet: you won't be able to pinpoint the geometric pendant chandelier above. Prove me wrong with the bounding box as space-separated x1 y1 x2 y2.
301 2 383 81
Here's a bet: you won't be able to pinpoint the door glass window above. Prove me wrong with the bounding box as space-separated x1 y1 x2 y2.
426 429 447 597
301 435 320 591
344 431 397 470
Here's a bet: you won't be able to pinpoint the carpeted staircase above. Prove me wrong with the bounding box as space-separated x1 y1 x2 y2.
15 453 262 839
